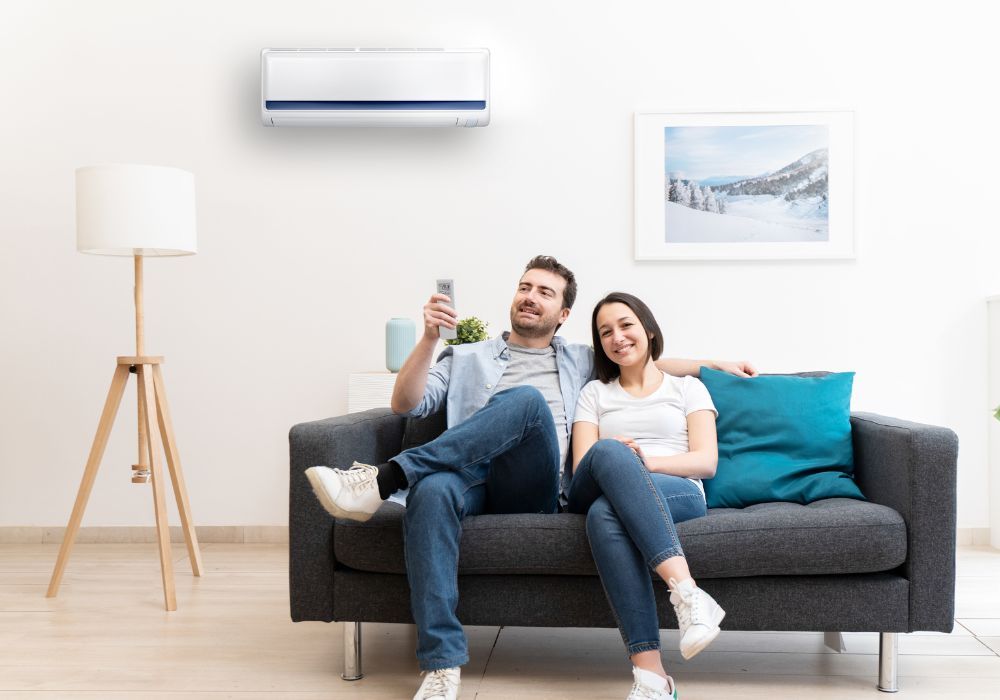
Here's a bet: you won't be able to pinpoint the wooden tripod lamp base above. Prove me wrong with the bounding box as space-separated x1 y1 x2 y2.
46 356 203 611
63 164 202 611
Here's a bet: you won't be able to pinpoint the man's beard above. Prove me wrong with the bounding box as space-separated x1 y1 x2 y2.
510 305 560 338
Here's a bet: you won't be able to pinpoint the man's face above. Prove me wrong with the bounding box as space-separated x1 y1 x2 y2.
509 268 571 339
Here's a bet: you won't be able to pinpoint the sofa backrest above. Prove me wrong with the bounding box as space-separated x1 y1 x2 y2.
402 411 448 451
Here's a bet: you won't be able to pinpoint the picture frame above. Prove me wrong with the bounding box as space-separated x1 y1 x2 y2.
634 111 855 261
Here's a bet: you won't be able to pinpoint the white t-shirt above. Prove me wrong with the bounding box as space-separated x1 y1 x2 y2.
573 372 718 496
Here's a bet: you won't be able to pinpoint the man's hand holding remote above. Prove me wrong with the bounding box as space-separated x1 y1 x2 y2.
391 292 459 414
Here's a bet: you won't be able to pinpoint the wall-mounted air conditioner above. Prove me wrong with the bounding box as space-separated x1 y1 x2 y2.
260 48 490 127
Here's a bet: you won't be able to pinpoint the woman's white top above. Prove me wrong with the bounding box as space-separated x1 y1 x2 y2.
573 371 718 496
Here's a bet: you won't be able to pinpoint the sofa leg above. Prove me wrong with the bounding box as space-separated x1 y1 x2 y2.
877 632 898 692
823 631 845 652
342 621 363 681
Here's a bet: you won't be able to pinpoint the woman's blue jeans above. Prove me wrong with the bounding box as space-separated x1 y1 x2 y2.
392 386 561 671
568 439 707 656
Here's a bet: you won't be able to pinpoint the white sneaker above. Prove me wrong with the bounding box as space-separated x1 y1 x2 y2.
627 667 677 700
669 577 725 660
304 462 382 522
413 667 461 700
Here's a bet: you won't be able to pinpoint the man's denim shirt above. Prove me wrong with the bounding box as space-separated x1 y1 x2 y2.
403 330 596 456
394 332 594 506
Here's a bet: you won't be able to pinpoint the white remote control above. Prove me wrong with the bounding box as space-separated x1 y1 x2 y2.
436 279 457 340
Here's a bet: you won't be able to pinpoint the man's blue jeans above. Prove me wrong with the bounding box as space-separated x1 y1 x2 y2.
392 386 561 671
568 439 706 656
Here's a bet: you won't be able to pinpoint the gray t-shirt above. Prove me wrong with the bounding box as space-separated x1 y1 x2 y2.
494 342 568 466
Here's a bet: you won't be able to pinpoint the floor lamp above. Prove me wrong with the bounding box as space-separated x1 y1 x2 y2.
47 164 203 611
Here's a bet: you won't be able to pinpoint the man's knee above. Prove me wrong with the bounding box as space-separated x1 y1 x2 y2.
406 472 465 518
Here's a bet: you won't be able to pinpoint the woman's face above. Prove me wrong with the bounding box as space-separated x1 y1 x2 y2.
595 302 651 369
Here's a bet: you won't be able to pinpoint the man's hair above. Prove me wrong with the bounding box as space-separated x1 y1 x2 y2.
523 255 577 311
591 292 664 383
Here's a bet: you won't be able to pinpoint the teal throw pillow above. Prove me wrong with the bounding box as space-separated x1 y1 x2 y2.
699 367 865 509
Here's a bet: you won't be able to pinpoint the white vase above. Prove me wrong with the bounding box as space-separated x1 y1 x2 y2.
385 318 416 373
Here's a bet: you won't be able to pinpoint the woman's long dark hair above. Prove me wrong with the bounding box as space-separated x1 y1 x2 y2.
591 292 664 383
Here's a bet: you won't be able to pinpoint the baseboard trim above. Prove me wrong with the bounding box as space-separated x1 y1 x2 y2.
0 525 288 544
957 527 992 547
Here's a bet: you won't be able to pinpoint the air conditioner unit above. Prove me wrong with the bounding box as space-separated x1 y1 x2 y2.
260 48 490 127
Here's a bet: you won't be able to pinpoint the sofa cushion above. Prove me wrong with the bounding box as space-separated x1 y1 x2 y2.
700 367 866 508
333 497 906 578
334 504 595 576
680 498 906 578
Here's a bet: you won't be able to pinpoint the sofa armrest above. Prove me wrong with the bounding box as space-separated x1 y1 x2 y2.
850 412 959 632
288 408 406 622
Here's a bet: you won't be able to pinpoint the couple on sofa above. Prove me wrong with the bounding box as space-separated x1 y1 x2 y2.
306 255 756 700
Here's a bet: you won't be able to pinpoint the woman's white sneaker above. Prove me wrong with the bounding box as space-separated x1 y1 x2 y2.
414 667 461 700
304 462 382 522
669 577 725 660
627 667 677 700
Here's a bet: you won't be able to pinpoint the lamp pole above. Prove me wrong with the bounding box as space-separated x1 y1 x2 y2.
133 254 150 483
135 253 144 355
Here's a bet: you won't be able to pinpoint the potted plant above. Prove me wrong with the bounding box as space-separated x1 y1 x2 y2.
445 317 490 346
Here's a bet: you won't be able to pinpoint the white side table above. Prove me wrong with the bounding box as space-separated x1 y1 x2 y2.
348 372 398 413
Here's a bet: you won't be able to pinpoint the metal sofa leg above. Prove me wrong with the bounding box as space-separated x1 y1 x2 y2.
342 621 363 681
878 632 898 692
823 631 845 652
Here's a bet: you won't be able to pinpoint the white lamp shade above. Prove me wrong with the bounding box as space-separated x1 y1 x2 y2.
76 164 197 256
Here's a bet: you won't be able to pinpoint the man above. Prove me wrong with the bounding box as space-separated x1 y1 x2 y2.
307 255 756 700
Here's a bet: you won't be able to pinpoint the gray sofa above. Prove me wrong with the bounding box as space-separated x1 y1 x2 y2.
289 408 958 692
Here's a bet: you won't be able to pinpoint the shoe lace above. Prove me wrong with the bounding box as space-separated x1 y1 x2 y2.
669 577 703 628
630 679 671 700
420 669 458 698
675 597 692 629
334 464 377 494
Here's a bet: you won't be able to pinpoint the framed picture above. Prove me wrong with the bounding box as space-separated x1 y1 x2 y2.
634 111 854 260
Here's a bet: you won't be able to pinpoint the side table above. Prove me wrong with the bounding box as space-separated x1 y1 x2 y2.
348 372 398 413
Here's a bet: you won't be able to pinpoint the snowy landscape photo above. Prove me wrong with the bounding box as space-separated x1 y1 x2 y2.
664 125 829 243
634 112 854 260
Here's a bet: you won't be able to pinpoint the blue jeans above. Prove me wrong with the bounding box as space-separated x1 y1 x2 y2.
393 385 561 671
568 439 707 656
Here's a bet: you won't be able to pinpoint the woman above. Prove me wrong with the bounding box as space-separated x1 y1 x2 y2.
570 292 725 700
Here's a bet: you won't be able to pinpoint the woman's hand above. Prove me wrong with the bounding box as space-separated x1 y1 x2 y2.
613 436 646 465
713 360 758 377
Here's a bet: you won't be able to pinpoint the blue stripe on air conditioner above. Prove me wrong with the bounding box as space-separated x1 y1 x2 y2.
265 100 487 111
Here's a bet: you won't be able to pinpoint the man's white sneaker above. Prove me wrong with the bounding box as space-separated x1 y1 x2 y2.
627 667 677 700
413 667 461 700
304 462 382 522
669 577 725 660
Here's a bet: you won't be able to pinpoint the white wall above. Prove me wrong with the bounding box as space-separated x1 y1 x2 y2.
1 0 996 528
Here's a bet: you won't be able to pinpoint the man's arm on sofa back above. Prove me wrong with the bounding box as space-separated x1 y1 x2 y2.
288 408 406 622
851 412 959 632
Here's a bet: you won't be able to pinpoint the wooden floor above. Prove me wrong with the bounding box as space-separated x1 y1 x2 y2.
2 543 999 698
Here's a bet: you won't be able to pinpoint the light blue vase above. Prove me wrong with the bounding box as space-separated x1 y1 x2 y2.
385 318 416 373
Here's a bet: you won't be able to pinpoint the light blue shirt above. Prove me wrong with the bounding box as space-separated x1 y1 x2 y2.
403 331 596 445
392 332 593 506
